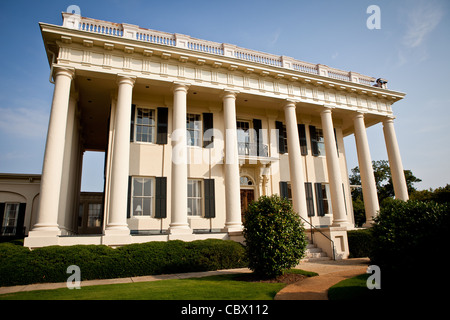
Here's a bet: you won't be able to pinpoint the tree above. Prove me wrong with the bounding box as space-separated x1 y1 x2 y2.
242 195 308 278
349 159 422 226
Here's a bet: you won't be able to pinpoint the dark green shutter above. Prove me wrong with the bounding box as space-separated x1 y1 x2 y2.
204 179 216 218
127 176 132 218
130 104 136 142
156 107 168 144
315 183 324 216
305 183 315 217
279 181 289 199
275 121 286 154
0 203 5 234
203 113 214 148
155 177 167 218
253 119 263 156
309 125 319 156
298 124 308 156
16 203 26 236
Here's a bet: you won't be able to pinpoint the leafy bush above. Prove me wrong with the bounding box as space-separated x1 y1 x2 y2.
347 229 373 258
370 199 449 294
243 195 307 278
0 239 247 287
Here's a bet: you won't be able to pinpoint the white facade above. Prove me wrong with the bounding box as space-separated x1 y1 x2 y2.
20 13 408 257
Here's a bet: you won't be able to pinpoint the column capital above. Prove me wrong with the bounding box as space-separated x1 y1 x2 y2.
172 81 190 93
283 99 298 110
117 74 136 87
382 115 396 124
321 104 334 114
53 66 75 80
352 111 366 121
221 89 239 100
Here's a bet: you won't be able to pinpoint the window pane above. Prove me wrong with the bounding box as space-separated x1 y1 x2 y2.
143 178 152 197
134 178 143 196
133 198 143 216
143 197 151 216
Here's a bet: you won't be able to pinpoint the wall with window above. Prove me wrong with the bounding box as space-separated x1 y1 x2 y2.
0 175 41 238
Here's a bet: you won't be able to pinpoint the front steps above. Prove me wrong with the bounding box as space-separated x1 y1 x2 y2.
301 239 331 262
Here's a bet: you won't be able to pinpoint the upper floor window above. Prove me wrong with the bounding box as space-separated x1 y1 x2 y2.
315 128 326 156
186 113 202 147
135 108 156 143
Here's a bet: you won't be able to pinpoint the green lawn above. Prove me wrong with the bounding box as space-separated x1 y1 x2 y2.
327 273 384 300
0 274 286 300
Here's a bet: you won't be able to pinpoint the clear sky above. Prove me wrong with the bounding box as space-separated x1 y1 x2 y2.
0 0 449 192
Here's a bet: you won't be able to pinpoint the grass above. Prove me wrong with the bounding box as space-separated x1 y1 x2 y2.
327 273 383 300
0 269 317 300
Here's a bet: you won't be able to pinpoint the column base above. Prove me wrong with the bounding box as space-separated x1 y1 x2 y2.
222 223 243 233
362 220 374 228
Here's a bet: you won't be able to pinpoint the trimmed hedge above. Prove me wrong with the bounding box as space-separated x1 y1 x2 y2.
0 239 247 287
347 229 373 258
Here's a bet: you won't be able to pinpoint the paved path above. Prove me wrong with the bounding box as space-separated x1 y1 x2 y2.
275 258 370 300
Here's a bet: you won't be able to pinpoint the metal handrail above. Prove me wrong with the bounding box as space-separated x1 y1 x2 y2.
299 216 336 261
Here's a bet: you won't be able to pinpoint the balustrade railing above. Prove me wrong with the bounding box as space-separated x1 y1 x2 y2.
238 142 269 157
62 14 377 87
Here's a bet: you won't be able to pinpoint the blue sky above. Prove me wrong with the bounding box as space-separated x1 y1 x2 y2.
0 0 449 191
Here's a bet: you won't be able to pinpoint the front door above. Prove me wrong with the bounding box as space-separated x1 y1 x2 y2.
240 189 254 222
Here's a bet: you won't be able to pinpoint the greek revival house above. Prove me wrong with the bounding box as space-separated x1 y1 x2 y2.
21 13 408 257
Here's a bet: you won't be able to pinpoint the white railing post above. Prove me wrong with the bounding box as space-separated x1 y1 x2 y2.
62 12 81 30
122 23 139 39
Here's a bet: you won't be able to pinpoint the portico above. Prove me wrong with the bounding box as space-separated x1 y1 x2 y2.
22 13 408 258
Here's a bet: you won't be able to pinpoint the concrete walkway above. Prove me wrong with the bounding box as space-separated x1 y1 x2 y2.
0 258 370 299
275 258 370 300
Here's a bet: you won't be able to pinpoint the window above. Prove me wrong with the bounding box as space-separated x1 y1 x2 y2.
132 177 154 216
87 204 102 227
281 124 288 153
2 203 19 236
315 183 332 216
135 108 155 143
275 121 288 154
187 179 202 216
187 114 202 147
314 128 326 156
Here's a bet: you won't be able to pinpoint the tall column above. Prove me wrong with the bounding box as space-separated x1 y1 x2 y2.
353 112 379 226
321 106 348 227
284 101 308 220
31 67 75 236
383 117 409 201
105 75 135 235
169 83 192 234
222 90 242 232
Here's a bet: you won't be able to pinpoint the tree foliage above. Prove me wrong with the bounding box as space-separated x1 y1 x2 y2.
243 195 307 278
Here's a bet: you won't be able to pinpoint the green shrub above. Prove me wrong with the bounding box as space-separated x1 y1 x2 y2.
370 200 449 278
243 195 308 278
0 239 247 287
347 229 373 258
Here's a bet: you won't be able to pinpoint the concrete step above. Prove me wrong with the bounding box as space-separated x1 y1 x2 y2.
302 240 331 262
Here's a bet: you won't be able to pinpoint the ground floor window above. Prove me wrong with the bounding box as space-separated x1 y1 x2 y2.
188 179 202 216
132 177 155 216
1 203 19 236
315 183 332 216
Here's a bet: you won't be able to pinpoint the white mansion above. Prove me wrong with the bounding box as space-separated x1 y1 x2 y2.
6 13 408 256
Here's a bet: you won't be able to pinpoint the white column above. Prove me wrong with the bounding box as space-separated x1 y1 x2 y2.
284 101 308 220
321 107 348 227
169 83 192 234
222 90 242 232
31 67 75 236
353 112 379 226
105 75 135 235
383 117 409 201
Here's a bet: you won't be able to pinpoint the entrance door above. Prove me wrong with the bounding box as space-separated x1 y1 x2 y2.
240 189 254 222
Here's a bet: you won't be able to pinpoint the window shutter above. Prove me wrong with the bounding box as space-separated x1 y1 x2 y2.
130 104 136 142
0 203 5 234
315 183 324 216
305 182 315 217
204 179 216 218
309 125 319 156
202 113 214 148
298 124 308 156
155 177 167 218
16 203 26 236
156 107 168 144
253 119 262 156
275 121 286 154
127 176 132 218
279 181 288 199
